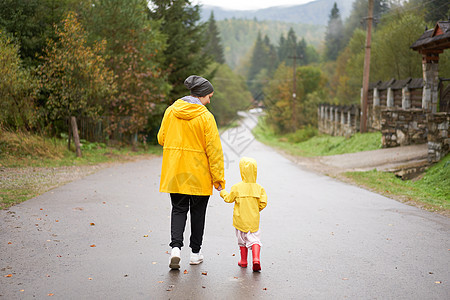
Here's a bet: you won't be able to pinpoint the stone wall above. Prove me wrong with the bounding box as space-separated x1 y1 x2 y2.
381 108 428 148
318 104 359 138
427 112 449 162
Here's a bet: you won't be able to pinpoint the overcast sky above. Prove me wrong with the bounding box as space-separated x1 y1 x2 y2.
193 0 313 11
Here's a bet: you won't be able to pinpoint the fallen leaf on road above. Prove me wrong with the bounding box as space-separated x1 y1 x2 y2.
232 253 235 256
55 220 59 222
202 286 206 288
144 235 148 237
152 262 157 265
234 276 238 279
90 223 95 226
88 277 93 280
263 288 267 290
202 272 207 275
47 293 54 296
4 274 12 277
8 242 12 245
158 281 163 283
184 270 188 274
90 244 96 247
40 208 43 210
20 289 24 292
435 281 442 284
102 202 106 204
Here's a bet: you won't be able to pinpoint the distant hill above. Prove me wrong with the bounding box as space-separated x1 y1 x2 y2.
200 0 355 25
217 19 325 70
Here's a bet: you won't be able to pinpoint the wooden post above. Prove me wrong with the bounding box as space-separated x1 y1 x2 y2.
71 116 82 157
289 52 302 131
361 0 374 133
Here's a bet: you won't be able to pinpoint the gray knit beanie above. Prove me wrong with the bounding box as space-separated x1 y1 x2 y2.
184 75 214 97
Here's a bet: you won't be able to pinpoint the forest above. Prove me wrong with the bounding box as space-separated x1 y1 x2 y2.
1 0 450 145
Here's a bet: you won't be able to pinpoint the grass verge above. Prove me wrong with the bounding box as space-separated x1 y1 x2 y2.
344 154 450 214
253 117 449 215
0 129 162 209
253 118 382 156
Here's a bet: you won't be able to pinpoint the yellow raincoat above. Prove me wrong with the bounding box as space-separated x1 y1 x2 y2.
158 99 225 196
220 157 267 233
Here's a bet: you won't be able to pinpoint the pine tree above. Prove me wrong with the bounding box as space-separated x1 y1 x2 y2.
425 0 450 23
342 0 390 45
148 0 212 101
206 12 225 64
278 28 306 66
324 2 345 61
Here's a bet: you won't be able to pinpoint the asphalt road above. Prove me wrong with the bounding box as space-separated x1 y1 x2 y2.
1 112 449 299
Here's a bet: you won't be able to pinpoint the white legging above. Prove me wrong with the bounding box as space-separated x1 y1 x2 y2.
236 228 262 248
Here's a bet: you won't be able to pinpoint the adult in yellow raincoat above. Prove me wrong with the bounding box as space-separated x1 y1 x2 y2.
158 75 225 270
220 157 267 272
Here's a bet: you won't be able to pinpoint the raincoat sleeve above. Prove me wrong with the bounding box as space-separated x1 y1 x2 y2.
157 107 171 146
205 113 225 190
258 187 267 212
220 189 236 203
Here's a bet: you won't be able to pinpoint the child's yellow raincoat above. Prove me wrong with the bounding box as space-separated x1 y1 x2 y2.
158 99 225 196
220 157 267 232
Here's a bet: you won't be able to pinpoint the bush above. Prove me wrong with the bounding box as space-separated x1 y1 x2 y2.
286 126 318 143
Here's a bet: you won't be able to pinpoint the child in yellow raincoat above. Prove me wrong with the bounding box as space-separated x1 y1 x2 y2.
220 157 267 271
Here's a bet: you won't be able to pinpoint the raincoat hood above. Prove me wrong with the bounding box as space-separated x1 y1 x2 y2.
237 157 261 198
240 157 257 183
172 99 207 120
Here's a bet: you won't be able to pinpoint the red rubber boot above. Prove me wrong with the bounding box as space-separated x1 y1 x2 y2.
238 247 248 268
252 244 261 272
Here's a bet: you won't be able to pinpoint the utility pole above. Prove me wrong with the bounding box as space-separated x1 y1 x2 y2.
361 0 374 133
289 52 302 131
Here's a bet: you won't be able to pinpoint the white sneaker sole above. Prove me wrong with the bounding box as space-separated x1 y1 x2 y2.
169 256 180 269
189 259 203 265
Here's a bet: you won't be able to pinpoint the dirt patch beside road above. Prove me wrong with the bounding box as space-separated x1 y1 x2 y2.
0 154 157 209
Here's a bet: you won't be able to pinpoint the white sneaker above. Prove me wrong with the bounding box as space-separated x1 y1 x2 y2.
189 251 204 265
169 247 181 269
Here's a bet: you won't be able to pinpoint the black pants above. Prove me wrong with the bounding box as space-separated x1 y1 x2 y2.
169 193 210 253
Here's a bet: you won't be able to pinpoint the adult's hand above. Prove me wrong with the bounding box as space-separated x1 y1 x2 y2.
215 184 223 191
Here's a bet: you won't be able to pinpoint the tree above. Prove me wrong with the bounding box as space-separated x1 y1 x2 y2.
370 10 424 81
148 0 211 101
0 0 87 67
324 2 345 61
423 0 450 23
0 31 38 130
264 63 325 133
82 0 169 140
205 12 225 64
247 32 278 97
334 29 366 105
207 63 252 126
342 0 390 45
38 12 116 127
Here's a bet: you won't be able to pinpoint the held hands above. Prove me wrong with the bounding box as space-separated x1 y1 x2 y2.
215 184 223 192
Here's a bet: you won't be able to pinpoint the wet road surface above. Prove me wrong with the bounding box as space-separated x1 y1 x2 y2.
1 112 449 299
